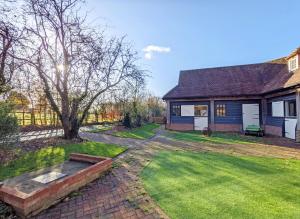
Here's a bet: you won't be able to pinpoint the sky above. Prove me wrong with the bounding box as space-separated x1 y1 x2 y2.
86 0 300 97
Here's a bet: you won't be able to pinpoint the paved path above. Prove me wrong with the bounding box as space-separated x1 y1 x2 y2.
19 126 94 142
34 128 172 219
20 129 64 142
80 132 144 149
30 128 300 219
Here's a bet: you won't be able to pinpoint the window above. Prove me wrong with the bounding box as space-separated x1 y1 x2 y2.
285 100 296 117
288 56 298 71
171 105 181 116
194 105 208 117
181 105 194 116
272 101 284 117
216 104 226 117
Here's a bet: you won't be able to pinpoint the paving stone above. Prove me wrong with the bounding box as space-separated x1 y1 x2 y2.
32 127 300 219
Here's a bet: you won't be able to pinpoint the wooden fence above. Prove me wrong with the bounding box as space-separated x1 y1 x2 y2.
14 110 121 126
150 116 166 124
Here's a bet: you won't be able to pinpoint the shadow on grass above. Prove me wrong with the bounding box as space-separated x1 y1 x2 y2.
113 123 160 140
0 142 126 180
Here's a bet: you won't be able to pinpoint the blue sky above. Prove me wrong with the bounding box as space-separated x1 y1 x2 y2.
86 0 300 97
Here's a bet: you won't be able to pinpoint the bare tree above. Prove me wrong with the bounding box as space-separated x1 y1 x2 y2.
0 0 24 94
24 0 145 138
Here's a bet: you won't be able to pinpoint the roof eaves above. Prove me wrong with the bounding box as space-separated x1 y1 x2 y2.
162 85 179 100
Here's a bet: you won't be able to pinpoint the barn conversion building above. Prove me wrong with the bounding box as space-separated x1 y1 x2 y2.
163 48 300 141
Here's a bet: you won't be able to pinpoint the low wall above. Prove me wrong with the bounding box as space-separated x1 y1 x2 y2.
167 123 194 131
265 125 282 137
0 153 112 218
167 123 243 132
213 124 242 132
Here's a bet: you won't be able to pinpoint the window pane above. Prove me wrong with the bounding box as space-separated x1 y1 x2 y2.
288 101 296 117
289 57 298 71
284 100 296 117
194 105 208 117
172 105 181 116
216 104 226 117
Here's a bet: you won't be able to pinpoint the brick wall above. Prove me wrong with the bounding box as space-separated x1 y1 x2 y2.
167 123 194 131
265 125 282 137
213 124 242 132
167 123 242 132
0 154 112 217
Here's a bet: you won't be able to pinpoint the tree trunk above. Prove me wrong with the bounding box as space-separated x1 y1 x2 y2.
62 118 80 139
63 126 79 139
94 111 99 123
30 109 35 125
44 107 47 125
22 109 25 126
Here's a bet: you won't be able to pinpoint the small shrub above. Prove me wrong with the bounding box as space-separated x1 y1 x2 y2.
123 112 132 128
0 102 19 148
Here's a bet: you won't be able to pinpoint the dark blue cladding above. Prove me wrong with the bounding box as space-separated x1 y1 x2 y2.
171 116 194 124
214 100 260 125
170 100 261 125
266 116 284 127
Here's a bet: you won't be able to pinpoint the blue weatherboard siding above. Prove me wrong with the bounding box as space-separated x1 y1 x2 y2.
214 100 260 125
170 100 260 125
266 93 296 127
266 116 284 127
171 116 194 124
170 101 210 124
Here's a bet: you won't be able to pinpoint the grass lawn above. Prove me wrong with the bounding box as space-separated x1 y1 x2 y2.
141 151 300 219
87 125 112 133
0 142 126 180
166 130 262 145
112 123 160 140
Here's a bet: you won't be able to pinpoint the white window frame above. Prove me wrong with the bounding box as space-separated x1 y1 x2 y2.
288 55 298 72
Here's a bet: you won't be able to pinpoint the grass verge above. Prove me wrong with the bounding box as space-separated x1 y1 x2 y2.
0 141 126 180
87 125 112 133
166 130 262 145
112 123 160 140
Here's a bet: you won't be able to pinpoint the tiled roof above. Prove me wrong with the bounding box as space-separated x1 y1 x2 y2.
163 61 300 99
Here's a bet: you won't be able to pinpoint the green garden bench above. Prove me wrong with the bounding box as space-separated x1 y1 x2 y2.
244 125 264 137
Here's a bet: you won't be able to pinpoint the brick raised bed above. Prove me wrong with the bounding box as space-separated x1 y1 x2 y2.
0 153 112 218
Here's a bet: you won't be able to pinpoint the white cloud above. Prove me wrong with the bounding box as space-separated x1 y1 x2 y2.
144 52 153 60
142 45 171 60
